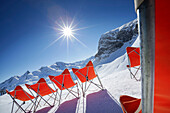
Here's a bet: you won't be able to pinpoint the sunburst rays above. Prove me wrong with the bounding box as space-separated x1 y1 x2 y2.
45 17 89 52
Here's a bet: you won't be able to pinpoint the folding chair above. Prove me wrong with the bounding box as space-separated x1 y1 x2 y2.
6 85 37 113
49 69 79 106
119 95 142 113
25 78 58 108
126 47 141 81
72 61 104 97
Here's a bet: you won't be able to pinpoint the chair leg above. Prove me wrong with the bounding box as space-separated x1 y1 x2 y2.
58 89 63 106
44 95 51 106
65 86 79 99
90 81 103 90
13 100 26 113
65 88 72 99
37 95 52 107
65 87 79 99
77 84 79 97
131 67 141 81
128 66 141 81
53 91 58 106
31 102 36 113
128 68 133 79
34 98 42 112
85 81 87 94
24 101 33 112
85 80 93 92
96 74 104 90
15 106 21 113
82 83 85 97
33 95 39 112
11 101 14 113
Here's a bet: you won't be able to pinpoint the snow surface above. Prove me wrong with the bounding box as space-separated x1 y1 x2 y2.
0 35 141 113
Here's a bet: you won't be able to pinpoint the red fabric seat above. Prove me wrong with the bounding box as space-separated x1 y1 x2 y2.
120 95 142 113
72 61 97 83
49 69 76 90
25 78 56 96
126 47 140 67
6 86 35 101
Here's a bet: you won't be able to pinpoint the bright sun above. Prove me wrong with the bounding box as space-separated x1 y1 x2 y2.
45 18 89 51
63 27 73 37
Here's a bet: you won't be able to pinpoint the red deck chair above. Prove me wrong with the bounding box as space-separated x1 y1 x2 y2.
49 69 79 106
6 85 37 113
126 47 141 81
25 78 58 108
72 61 104 97
120 95 142 113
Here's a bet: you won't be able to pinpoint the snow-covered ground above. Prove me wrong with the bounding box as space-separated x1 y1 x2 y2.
0 34 141 113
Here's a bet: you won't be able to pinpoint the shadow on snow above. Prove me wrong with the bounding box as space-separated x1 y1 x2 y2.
35 106 52 113
35 90 122 113
86 89 123 113
55 98 78 113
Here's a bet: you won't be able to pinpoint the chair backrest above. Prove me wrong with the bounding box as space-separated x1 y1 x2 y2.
25 78 55 96
6 85 35 101
72 61 97 83
120 95 142 113
126 47 140 67
49 69 76 90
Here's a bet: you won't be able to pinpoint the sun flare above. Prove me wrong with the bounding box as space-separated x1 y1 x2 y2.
63 27 73 37
45 18 89 51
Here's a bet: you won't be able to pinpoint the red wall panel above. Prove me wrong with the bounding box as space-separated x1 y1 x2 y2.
154 0 170 112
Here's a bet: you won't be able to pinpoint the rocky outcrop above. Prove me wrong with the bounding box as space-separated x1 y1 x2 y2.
95 19 138 61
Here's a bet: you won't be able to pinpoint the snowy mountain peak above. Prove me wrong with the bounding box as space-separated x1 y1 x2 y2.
23 71 30 75
95 19 138 64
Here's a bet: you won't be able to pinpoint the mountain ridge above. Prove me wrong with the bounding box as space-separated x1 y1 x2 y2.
94 19 138 65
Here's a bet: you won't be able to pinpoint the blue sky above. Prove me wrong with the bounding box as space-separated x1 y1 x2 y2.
0 0 137 83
